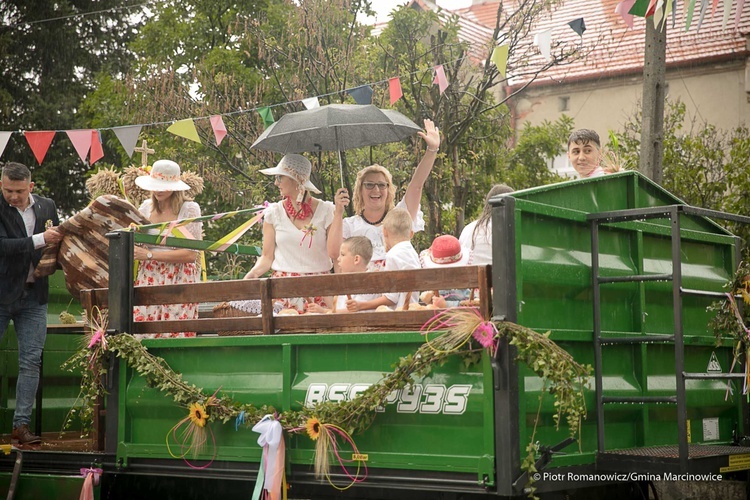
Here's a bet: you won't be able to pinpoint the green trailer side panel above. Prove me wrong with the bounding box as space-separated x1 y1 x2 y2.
118 332 495 482
499 171 742 468
0 473 95 500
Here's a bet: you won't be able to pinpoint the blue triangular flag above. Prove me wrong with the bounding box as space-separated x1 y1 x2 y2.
349 85 373 105
568 17 586 36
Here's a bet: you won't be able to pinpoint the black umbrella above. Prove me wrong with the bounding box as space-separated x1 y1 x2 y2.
251 104 422 186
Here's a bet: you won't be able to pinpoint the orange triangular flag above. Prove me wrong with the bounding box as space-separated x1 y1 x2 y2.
65 129 93 163
90 130 104 164
24 131 55 165
389 77 403 105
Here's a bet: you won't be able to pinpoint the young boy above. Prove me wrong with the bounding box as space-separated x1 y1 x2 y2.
567 129 605 178
346 208 421 311
307 236 378 313
419 234 472 308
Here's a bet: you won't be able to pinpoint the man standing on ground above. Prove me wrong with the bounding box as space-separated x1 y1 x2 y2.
0 162 62 445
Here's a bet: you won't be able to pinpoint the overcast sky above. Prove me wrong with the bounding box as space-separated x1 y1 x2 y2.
365 0 473 24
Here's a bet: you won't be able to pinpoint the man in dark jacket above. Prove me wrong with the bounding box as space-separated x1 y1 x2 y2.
0 162 62 445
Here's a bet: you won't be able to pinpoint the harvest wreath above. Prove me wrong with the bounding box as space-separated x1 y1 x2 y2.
63 307 591 496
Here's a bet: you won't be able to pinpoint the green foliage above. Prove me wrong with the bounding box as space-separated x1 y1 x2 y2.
0 0 143 213
611 99 750 245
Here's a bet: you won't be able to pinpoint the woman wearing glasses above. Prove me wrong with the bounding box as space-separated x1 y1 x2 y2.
327 119 440 270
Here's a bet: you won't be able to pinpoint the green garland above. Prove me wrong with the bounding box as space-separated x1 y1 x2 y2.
63 312 591 498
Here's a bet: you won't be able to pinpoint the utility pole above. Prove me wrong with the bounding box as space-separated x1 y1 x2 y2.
639 18 667 183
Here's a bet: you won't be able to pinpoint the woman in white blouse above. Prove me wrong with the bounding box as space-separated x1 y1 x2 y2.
244 154 335 311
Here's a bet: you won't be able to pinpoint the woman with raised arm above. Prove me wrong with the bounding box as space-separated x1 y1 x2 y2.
327 118 440 270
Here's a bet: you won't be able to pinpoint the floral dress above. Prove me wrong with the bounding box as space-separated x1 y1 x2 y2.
133 200 202 339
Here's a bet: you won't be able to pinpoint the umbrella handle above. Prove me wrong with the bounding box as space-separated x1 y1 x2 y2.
338 150 344 189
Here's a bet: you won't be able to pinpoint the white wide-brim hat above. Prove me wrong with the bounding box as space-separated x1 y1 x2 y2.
420 235 471 268
135 159 190 192
259 154 321 194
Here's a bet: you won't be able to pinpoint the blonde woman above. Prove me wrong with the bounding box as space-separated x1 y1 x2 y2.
327 118 440 269
132 160 202 338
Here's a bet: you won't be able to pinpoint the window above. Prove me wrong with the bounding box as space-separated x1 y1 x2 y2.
558 96 570 112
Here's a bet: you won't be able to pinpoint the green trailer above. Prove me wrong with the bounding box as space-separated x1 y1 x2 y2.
2 171 749 499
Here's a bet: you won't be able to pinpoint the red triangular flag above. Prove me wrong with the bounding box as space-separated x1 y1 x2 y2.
389 77 403 105
646 0 658 16
210 115 227 146
24 131 55 165
65 129 93 163
89 130 104 164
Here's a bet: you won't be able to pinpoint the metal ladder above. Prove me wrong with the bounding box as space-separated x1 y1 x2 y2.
588 204 750 473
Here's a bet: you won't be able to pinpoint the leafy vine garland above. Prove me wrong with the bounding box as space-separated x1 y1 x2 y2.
708 260 750 390
63 308 591 497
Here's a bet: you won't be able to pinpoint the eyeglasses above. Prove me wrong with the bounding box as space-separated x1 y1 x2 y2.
362 181 389 191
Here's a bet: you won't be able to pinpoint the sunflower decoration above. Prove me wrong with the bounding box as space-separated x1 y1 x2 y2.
189 402 208 428
305 416 322 441
167 390 220 467
298 417 367 490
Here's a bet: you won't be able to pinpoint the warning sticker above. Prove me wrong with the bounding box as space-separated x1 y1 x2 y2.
707 352 722 373
702 417 719 441
720 454 750 473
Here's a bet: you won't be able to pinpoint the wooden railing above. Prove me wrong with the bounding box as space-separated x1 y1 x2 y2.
80 265 492 335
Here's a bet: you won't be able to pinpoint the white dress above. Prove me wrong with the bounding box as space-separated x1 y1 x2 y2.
459 219 491 266
133 200 202 339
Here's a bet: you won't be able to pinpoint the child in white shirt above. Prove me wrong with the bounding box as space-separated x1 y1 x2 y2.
346 209 420 311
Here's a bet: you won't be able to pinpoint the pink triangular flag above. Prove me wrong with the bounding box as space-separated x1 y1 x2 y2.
210 115 227 146
433 65 449 94
24 131 55 165
389 77 403 105
90 130 104 164
615 0 636 29
65 129 93 163
0 131 12 157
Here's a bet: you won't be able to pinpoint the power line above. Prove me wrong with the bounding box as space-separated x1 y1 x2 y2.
4 2 154 29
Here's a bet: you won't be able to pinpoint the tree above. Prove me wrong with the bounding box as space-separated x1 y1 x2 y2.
0 0 144 213
373 0 581 236
611 99 750 245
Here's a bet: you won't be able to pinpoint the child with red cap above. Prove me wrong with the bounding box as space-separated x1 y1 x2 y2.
419 234 472 308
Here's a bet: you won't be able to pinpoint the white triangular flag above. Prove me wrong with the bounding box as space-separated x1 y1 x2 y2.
0 131 11 157
302 97 320 110
533 29 553 61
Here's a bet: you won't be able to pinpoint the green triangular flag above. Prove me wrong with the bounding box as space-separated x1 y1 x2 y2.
258 107 274 128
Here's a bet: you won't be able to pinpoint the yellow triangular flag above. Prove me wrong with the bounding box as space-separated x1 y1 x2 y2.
167 118 201 144
491 45 509 77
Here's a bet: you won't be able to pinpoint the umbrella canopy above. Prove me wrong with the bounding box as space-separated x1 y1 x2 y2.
251 104 422 153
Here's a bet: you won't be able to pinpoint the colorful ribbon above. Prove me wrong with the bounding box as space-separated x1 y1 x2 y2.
252 415 286 500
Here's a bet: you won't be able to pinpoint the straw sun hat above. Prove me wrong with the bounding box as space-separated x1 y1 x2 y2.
259 154 320 194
